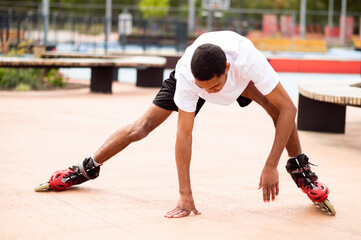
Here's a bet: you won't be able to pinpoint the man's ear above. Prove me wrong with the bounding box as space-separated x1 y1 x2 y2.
226 62 231 72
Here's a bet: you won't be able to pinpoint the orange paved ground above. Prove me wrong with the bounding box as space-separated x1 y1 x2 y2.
0 81 361 240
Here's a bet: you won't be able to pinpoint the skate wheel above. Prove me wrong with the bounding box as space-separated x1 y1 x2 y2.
34 182 51 192
313 199 336 216
322 199 336 216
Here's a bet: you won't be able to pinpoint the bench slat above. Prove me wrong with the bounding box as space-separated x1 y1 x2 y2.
298 80 361 107
0 56 167 93
0 56 166 68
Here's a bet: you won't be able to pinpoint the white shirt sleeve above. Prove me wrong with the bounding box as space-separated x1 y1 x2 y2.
174 67 199 112
242 45 279 95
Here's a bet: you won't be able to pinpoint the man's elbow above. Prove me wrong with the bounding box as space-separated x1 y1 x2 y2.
177 128 193 141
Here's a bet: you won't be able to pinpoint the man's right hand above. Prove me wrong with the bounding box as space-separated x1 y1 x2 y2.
258 165 279 202
164 195 201 218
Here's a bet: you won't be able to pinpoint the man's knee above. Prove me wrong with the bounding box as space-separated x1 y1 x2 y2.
129 119 154 141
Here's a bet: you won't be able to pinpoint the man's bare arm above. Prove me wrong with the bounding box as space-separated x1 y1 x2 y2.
164 109 201 218
257 82 297 202
241 81 302 157
264 82 297 167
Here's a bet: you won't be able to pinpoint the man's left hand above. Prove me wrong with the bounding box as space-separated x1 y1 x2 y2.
258 166 279 202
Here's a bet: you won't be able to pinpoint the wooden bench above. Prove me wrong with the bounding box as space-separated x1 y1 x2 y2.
0 56 166 94
297 80 361 133
41 51 183 69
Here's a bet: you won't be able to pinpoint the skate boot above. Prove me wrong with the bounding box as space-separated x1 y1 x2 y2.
286 154 336 215
34 156 100 192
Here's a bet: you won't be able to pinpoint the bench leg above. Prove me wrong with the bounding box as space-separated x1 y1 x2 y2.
136 67 164 88
90 67 113 94
297 94 346 133
112 67 118 82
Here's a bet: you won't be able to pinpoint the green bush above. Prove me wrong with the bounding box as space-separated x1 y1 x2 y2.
45 68 67 88
0 67 66 90
15 83 32 91
0 68 44 89
0 68 5 82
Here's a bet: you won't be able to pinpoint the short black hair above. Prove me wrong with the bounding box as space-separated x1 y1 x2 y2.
191 43 227 81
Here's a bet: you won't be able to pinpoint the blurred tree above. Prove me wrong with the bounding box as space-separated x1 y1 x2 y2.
3 0 361 16
242 0 299 10
138 0 170 19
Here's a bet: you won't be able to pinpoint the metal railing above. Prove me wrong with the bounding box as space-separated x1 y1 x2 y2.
0 8 360 53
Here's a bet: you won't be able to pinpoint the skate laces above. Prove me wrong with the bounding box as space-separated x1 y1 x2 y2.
64 166 84 184
309 162 318 167
298 161 318 189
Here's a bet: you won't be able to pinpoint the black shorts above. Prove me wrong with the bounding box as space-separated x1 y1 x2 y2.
152 71 252 115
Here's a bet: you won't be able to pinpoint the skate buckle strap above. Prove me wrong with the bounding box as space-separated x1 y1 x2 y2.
79 164 91 180
290 166 310 174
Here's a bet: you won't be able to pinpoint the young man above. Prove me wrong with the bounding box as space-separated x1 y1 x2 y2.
42 31 330 218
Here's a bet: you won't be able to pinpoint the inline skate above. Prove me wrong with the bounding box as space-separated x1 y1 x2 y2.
286 154 336 215
34 157 100 192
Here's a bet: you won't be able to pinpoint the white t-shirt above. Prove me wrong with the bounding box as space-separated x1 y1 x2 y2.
174 31 279 112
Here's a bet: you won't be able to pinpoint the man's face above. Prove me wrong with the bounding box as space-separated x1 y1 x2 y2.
194 63 230 94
